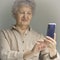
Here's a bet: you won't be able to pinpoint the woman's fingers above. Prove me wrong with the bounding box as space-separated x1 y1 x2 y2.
44 33 56 45
37 41 46 50
45 36 56 45
44 37 56 49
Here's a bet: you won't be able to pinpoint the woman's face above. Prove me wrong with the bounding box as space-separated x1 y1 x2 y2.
16 5 32 26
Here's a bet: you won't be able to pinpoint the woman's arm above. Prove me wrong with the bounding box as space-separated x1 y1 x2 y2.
0 30 24 60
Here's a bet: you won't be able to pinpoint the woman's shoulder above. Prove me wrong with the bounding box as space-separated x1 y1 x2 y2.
0 27 13 37
0 28 12 33
30 29 40 36
30 29 44 39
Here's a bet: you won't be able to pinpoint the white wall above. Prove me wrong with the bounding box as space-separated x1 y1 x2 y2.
0 0 60 53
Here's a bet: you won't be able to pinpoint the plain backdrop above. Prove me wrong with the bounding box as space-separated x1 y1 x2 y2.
0 0 60 53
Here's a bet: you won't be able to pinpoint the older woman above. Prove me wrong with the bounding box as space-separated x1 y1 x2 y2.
0 0 60 60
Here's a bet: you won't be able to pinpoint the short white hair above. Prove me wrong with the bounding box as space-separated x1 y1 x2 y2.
12 0 36 18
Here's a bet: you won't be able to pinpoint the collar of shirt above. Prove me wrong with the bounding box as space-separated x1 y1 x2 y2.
11 25 32 36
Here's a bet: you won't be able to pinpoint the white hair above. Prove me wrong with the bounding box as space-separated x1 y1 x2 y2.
12 0 36 18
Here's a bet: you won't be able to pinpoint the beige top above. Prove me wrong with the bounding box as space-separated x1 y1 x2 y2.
0 26 60 60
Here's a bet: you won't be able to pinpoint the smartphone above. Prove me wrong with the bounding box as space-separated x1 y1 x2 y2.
47 23 56 38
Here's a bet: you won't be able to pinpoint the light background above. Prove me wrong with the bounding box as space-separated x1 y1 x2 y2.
0 0 60 53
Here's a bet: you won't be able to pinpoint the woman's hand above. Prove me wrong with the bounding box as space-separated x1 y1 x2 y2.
44 33 57 57
23 40 46 59
31 41 46 54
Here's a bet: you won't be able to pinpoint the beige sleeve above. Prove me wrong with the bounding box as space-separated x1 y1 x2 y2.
23 51 39 60
39 51 60 60
0 30 24 60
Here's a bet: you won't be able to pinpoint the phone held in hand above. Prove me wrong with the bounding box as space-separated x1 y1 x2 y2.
47 23 56 39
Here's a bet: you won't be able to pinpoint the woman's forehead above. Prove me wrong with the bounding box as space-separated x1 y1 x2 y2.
18 5 32 11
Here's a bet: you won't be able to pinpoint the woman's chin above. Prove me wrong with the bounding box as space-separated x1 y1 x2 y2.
22 22 30 26
22 24 29 26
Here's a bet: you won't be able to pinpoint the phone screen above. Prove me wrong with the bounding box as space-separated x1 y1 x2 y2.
47 23 56 39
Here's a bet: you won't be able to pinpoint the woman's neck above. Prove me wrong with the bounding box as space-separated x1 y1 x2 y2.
15 24 29 34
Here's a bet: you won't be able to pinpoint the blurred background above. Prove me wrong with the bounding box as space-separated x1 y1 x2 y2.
0 0 60 53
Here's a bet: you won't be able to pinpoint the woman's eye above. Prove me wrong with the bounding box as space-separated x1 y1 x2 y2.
19 11 32 15
27 12 32 15
19 12 24 14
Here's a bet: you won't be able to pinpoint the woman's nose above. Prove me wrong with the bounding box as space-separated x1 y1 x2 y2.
23 14 27 19
23 13 28 19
